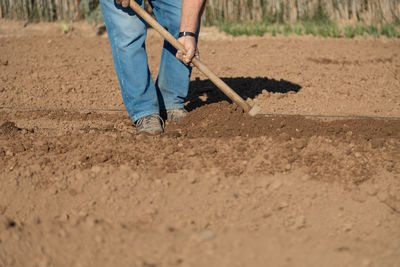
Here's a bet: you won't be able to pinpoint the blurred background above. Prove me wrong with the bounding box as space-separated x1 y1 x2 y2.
1 0 400 37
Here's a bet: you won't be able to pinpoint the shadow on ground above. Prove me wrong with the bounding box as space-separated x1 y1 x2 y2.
186 77 302 111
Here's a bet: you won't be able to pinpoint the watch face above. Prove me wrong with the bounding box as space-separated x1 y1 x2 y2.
179 31 197 38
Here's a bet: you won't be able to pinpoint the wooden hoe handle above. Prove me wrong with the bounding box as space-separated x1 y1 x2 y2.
129 1 253 113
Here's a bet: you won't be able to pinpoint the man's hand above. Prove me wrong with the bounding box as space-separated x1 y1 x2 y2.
176 0 204 65
176 36 199 65
116 0 130 8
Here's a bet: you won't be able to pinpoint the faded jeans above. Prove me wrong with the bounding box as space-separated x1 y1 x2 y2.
100 0 195 122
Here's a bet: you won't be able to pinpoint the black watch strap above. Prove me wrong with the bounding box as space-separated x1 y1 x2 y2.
178 31 196 38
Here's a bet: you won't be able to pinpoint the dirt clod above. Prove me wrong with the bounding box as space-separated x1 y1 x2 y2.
0 121 20 135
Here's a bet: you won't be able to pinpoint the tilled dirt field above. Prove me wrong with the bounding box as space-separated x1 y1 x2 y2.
0 20 400 267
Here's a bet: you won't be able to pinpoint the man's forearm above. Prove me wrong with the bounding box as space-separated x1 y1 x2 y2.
179 0 206 33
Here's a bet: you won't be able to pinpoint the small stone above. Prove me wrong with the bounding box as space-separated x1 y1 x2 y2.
294 215 306 229
336 246 350 252
58 229 67 238
145 208 158 216
198 94 208 102
364 185 378 196
187 149 196 156
343 223 352 232
68 189 78 196
188 177 198 184
78 210 88 217
351 191 367 203
270 180 282 191
277 201 288 210
60 212 70 221
295 139 307 149
262 212 272 219
200 121 208 128
91 165 102 174
199 230 215 241
0 205 7 215
167 226 176 232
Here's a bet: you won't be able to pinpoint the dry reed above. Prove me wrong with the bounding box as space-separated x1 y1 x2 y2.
204 0 400 24
1 0 399 24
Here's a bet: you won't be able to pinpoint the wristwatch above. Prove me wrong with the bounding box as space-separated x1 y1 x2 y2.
178 31 196 38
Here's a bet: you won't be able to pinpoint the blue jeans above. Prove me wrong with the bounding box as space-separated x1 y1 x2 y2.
100 0 195 122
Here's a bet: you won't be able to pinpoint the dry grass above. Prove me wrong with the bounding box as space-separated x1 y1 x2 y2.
2 0 399 24
1 0 399 38
203 0 400 24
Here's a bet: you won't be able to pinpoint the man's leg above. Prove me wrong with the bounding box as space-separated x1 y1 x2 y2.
150 0 198 112
100 0 160 122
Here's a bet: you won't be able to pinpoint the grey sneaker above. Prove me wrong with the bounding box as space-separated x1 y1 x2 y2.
167 109 188 121
135 114 163 135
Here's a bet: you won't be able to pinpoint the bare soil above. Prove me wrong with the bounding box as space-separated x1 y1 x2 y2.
0 20 399 267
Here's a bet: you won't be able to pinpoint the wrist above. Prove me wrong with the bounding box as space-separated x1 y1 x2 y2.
178 31 196 38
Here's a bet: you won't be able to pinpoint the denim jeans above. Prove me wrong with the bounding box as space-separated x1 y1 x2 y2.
100 0 195 122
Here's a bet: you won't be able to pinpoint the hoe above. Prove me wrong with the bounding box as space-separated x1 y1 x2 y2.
129 1 261 116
